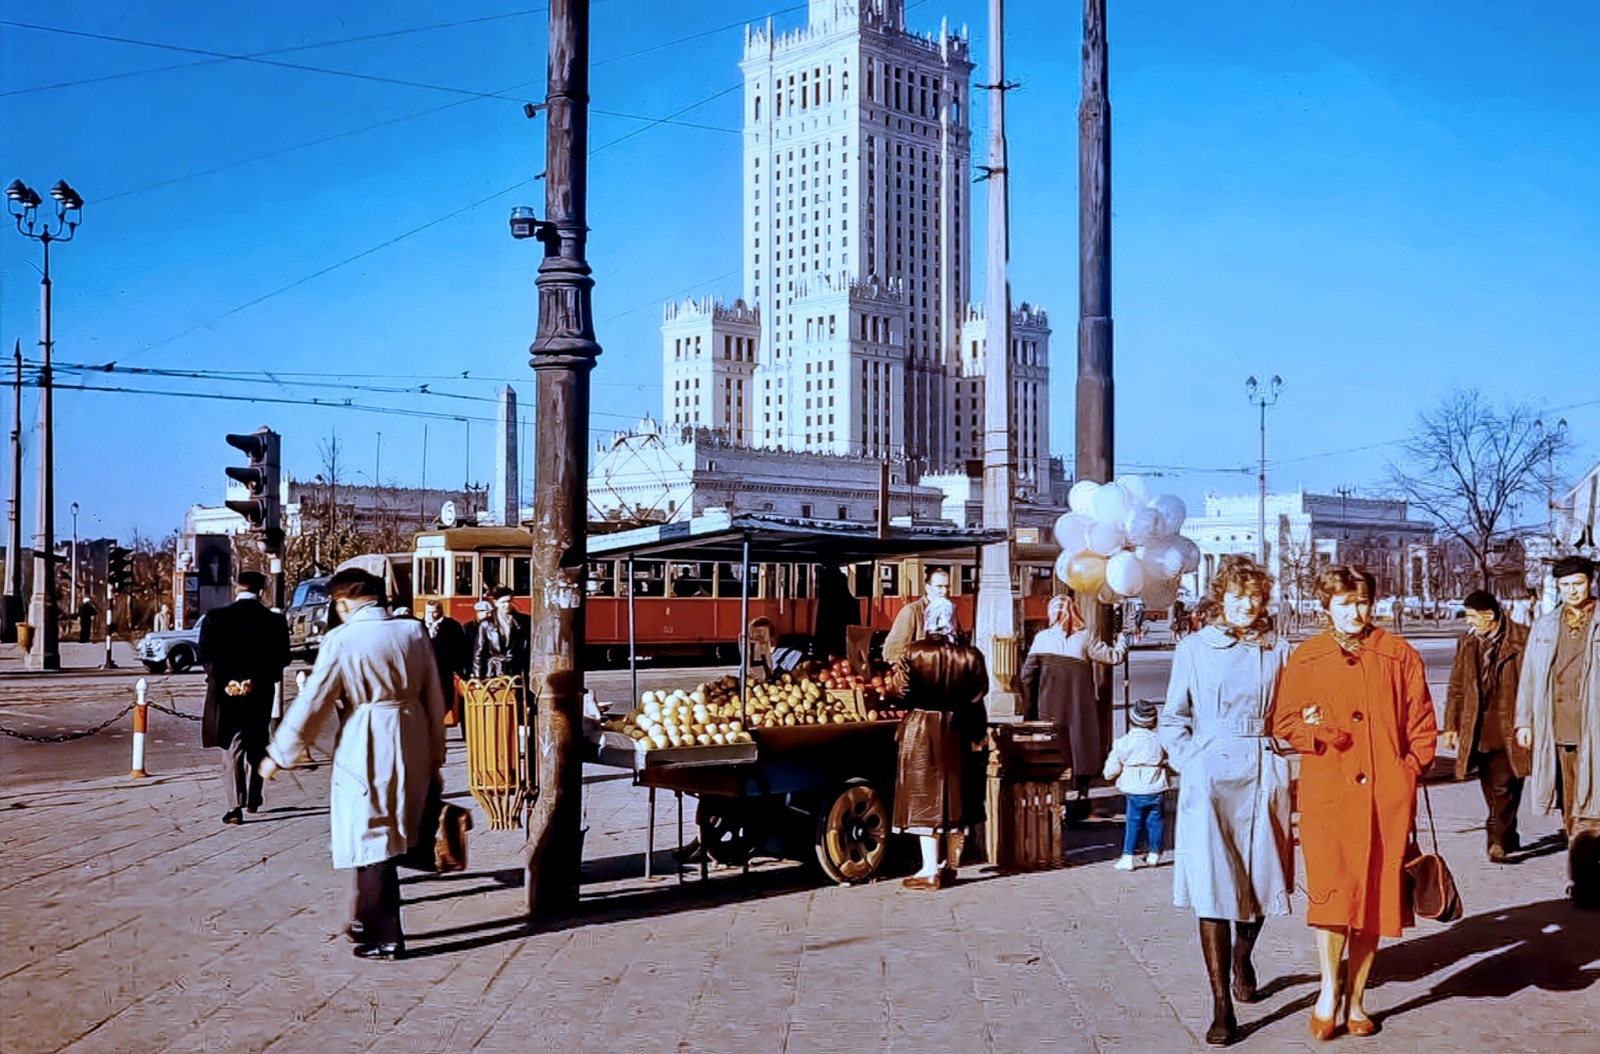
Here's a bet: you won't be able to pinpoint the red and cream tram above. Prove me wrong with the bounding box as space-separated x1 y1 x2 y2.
412 524 1059 667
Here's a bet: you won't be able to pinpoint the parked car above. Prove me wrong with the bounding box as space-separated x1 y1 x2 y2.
136 626 202 674
286 576 332 659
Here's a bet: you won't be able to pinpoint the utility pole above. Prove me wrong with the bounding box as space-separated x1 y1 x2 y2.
975 0 1019 717
4 341 22 641
1075 0 1116 688
523 0 601 917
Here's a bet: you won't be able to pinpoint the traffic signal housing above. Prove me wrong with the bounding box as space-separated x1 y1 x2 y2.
107 545 132 594
225 427 282 550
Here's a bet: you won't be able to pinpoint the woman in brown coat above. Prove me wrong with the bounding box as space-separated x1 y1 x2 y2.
1272 567 1437 1039
891 636 990 889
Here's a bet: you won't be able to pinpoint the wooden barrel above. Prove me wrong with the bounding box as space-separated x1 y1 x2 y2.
463 676 527 830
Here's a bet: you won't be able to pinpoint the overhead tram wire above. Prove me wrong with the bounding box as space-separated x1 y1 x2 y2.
0 7 554 97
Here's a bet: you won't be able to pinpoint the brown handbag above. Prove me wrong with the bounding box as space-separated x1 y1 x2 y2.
1403 783 1462 923
401 779 473 873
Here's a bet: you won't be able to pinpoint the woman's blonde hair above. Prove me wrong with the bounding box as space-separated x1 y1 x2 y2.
1197 555 1275 635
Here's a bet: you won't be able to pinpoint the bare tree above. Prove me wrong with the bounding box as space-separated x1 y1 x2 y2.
1390 391 1570 590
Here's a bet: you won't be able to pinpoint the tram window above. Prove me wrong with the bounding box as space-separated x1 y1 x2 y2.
481 556 503 591
718 562 756 596
956 564 977 595
631 560 666 597
793 564 811 598
852 562 873 596
513 557 532 595
454 556 476 598
586 561 615 596
417 557 443 597
1026 565 1054 596
879 564 900 597
671 562 710 597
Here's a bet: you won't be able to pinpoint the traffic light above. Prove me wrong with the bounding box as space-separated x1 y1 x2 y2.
107 545 132 594
225 426 282 551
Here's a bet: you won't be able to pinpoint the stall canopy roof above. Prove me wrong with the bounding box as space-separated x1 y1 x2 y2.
587 511 1007 564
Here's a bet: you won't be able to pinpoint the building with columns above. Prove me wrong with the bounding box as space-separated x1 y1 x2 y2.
662 0 1050 490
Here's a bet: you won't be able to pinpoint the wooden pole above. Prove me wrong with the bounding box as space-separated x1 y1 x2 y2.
524 0 602 917
1075 0 1115 755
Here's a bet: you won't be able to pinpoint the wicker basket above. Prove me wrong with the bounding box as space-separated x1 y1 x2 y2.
462 676 528 830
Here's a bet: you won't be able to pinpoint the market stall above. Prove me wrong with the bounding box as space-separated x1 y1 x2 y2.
585 513 1004 885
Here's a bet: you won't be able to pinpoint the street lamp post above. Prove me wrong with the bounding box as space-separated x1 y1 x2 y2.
6 177 83 671
1245 375 1282 569
69 501 78 615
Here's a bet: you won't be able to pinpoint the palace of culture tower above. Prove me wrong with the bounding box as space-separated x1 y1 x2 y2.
661 0 1051 495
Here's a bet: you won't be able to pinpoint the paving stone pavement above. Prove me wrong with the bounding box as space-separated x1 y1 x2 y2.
3 719 1598 1053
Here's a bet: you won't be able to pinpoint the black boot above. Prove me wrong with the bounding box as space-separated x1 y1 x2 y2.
1199 919 1239 1045
1232 919 1263 1003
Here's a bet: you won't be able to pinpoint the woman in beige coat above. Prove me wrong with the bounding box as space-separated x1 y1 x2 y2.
262 568 446 961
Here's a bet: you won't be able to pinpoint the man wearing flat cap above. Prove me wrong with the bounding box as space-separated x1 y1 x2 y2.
1516 555 1600 908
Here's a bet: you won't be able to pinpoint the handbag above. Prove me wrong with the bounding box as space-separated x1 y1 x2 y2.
401 778 473 873
1403 783 1462 922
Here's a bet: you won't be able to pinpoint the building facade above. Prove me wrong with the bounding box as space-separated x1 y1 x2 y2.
663 0 1049 485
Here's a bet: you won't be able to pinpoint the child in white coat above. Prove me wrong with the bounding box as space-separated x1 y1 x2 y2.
1104 698 1173 870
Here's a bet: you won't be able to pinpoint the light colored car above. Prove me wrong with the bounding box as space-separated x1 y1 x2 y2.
137 626 202 674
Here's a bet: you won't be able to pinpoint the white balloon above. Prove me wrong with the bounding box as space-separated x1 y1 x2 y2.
1054 550 1077 584
1174 535 1202 573
1141 575 1181 610
1116 474 1150 507
1087 519 1128 557
1053 513 1093 555
1091 482 1131 526
1105 551 1145 597
1068 480 1100 516
1151 494 1187 536
1143 537 1184 580
1126 506 1163 546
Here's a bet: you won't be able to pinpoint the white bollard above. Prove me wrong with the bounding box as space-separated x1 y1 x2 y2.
130 678 149 779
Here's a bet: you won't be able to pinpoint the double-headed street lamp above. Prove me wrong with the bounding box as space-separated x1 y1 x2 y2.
7 177 84 670
1245 374 1283 568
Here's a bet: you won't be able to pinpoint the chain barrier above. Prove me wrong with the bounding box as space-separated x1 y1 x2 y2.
0 703 136 743
148 699 203 723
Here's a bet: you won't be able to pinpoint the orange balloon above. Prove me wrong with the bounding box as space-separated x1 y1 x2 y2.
1064 551 1108 594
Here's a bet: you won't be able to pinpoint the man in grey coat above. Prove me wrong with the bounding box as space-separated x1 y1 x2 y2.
261 568 446 959
1515 555 1600 909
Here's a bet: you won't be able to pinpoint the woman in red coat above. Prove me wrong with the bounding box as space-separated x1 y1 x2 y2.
1272 567 1437 1039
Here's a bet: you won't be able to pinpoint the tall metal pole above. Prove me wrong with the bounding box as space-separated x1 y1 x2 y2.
1245 375 1281 569
70 502 78 614
4 341 22 638
975 0 1019 716
28 236 60 669
524 0 601 917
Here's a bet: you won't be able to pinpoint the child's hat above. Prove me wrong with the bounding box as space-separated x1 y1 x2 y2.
1130 698 1159 729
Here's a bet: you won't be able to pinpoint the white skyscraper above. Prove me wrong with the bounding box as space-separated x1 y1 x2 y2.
662 0 1050 491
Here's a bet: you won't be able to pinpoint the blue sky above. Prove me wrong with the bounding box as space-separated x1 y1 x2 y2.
1 0 1595 543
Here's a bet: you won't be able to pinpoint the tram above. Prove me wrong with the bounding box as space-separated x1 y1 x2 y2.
411 523 1060 667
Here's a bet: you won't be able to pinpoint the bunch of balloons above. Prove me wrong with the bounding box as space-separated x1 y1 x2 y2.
1051 475 1202 609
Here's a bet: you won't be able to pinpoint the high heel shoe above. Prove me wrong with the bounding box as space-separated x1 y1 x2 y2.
1346 1013 1379 1038
1308 1009 1339 1041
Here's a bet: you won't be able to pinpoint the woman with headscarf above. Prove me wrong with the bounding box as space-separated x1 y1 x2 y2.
1020 594 1129 819
1162 556 1294 1045
890 635 990 889
1271 566 1437 1039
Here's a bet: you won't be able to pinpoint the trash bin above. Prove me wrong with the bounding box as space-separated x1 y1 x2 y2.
462 675 529 830
982 721 1071 872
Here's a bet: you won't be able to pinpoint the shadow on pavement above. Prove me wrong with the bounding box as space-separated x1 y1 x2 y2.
1369 898 1600 1023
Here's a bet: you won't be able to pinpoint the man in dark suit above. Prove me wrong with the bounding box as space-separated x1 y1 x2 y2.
200 570 292 825
423 599 471 728
473 587 530 680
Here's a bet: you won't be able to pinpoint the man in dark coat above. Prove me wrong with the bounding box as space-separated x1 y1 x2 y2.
423 599 471 727
473 587 530 680
1444 590 1531 862
200 570 292 825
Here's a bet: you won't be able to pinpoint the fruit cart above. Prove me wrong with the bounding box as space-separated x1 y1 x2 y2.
585 513 1004 885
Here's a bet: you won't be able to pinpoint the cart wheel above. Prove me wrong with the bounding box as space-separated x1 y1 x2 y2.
696 797 762 867
815 779 890 884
